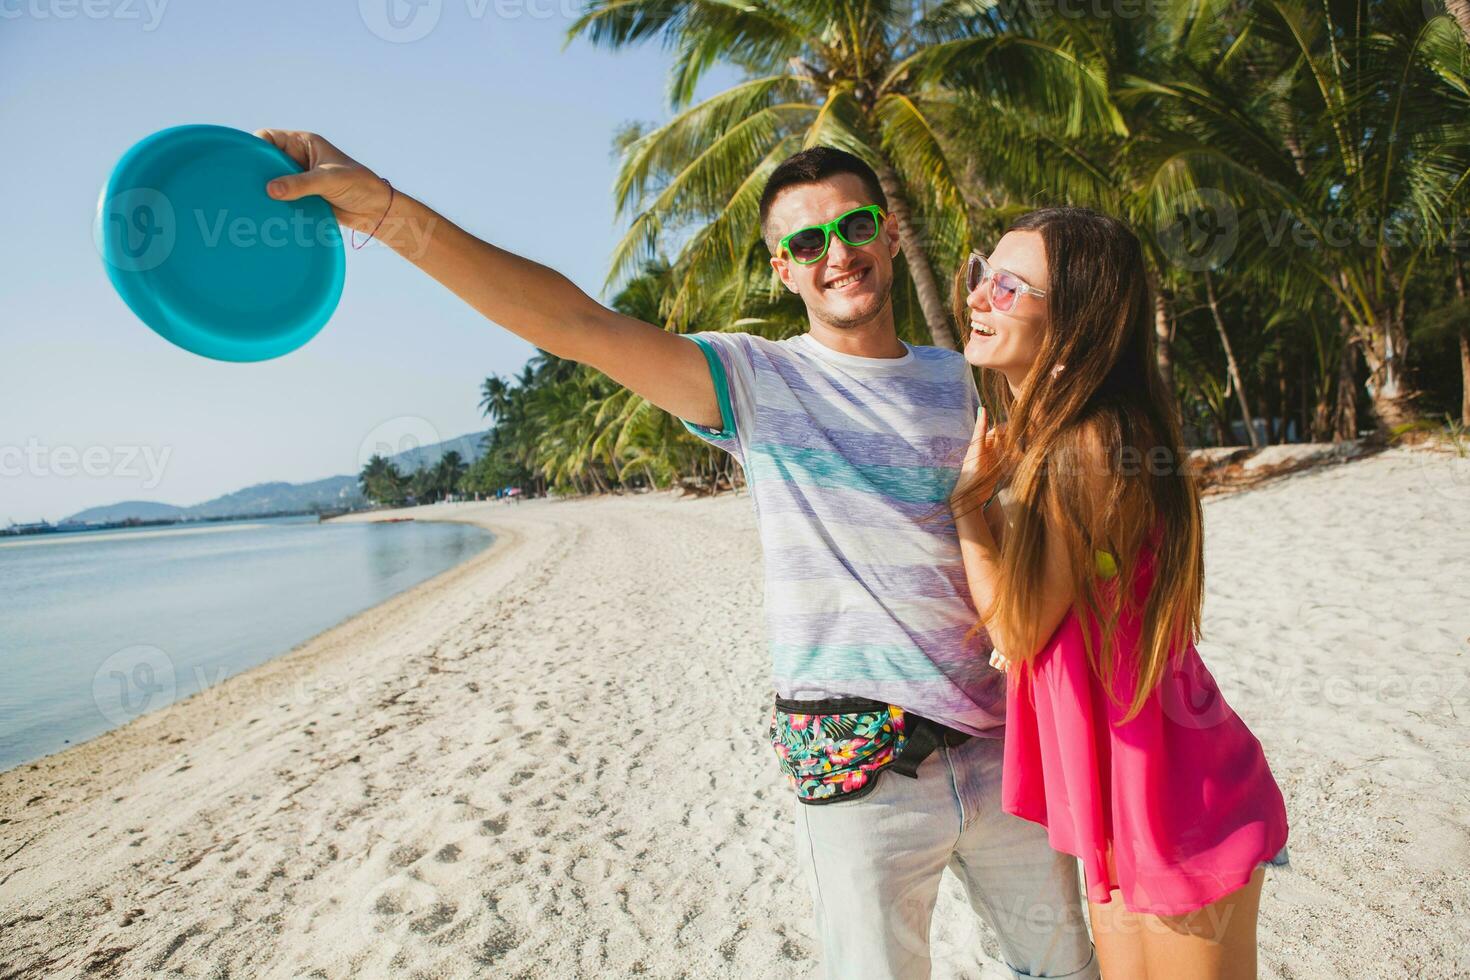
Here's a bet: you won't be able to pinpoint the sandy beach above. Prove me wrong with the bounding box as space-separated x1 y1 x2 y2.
2 445 1467 979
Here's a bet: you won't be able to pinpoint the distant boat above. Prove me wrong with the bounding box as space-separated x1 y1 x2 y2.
372 517 414 524
2 520 55 536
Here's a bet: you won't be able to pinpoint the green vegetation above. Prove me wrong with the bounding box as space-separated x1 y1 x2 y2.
359 450 470 507
374 1 1470 500
460 266 743 497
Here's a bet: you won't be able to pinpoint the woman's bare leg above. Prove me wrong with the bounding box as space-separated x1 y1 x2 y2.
1088 891 1148 978
1088 867 1264 979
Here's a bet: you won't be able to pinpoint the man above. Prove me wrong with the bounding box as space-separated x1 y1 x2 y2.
259 131 1097 979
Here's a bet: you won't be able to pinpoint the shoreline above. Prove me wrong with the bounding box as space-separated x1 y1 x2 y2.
0 511 502 777
2 448 1467 978
0 503 524 784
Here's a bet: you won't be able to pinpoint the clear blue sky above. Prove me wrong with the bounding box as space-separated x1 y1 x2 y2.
1 0 732 523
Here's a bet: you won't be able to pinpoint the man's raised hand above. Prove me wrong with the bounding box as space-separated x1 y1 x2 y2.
254 129 392 234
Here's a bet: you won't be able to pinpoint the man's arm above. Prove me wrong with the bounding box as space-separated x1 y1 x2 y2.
256 129 723 429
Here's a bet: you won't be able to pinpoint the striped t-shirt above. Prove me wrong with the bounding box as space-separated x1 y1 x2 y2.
681 331 1005 738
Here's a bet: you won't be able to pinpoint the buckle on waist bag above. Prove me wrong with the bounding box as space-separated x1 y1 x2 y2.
890 715 971 779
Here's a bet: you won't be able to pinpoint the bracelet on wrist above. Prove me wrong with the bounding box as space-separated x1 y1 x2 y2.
351 178 394 250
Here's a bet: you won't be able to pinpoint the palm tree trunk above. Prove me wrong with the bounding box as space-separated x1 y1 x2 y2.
1204 273 1261 448
1156 300 1173 393
1275 369 1290 443
871 159 958 350
1152 282 1185 431
1312 387 1333 441
1460 328 1470 428
1309 319 1334 441
1299 357 1312 443
1334 323 1359 442
1444 0 1470 44
1358 309 1419 434
1263 364 1277 443
1456 253 1469 427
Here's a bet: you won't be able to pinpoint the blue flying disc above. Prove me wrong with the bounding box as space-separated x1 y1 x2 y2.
95 125 345 362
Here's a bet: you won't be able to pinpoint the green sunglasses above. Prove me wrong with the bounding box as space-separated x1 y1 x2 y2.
777 204 887 264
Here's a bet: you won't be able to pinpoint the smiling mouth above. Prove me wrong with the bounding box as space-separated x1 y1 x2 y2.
825 268 868 291
969 318 995 337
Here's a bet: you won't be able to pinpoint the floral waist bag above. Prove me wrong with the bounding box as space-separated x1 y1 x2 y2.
768 697 971 804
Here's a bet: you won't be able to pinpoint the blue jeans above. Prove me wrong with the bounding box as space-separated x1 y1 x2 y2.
792 733 1099 980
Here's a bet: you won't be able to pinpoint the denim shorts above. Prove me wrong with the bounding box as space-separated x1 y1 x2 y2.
1261 845 1291 871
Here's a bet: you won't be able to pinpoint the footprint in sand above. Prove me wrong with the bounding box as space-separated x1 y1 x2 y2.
355 874 444 947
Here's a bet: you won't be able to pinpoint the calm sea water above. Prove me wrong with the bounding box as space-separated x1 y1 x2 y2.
0 515 492 772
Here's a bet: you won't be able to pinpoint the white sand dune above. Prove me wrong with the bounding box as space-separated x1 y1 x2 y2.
1 446 1466 978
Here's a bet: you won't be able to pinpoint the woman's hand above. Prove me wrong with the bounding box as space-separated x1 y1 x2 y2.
254 129 393 234
953 405 1001 507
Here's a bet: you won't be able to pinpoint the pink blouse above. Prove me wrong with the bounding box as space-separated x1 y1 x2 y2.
1000 549 1289 916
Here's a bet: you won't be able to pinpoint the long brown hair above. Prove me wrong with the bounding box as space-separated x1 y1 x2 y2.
952 207 1203 721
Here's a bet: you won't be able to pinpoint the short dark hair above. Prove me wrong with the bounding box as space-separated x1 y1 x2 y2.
758 146 887 252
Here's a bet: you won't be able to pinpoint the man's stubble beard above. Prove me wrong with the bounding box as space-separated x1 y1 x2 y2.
812 271 896 330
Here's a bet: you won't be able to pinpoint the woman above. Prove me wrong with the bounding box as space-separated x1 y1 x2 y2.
948 207 1289 979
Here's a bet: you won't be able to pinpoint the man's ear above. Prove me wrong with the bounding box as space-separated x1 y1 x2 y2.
883 211 901 259
770 254 799 294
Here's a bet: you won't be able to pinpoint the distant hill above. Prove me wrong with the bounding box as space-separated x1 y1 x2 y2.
376 430 486 474
61 500 187 524
61 430 489 525
180 476 363 520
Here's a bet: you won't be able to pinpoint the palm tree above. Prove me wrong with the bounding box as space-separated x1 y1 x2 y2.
358 454 408 506
986 0 1468 433
1219 0 1469 432
478 375 514 425
358 454 391 494
408 465 438 505
569 0 1120 350
434 451 469 499
1171 3 1467 437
